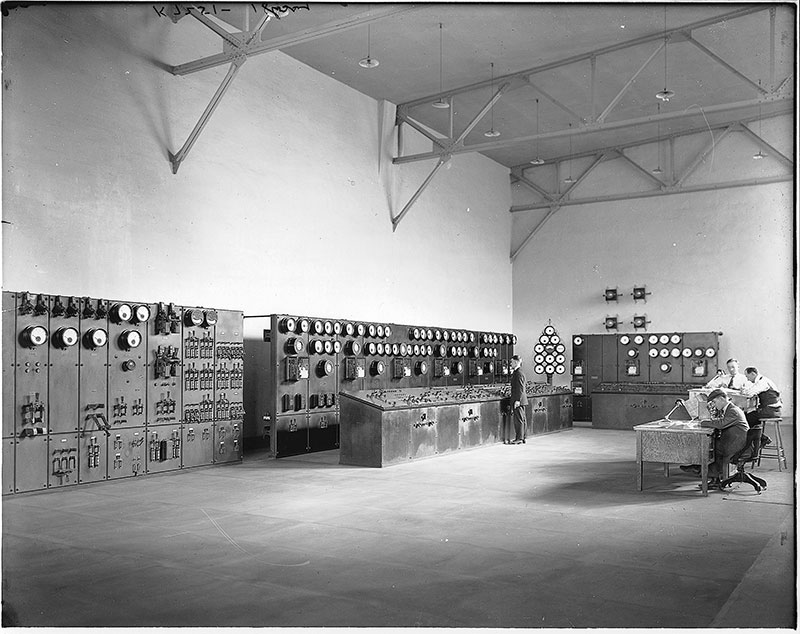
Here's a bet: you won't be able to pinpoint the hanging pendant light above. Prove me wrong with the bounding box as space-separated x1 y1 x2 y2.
432 23 450 109
358 23 379 68
563 123 575 183
530 98 545 165
656 7 675 102
652 103 663 174
753 79 767 159
484 62 501 137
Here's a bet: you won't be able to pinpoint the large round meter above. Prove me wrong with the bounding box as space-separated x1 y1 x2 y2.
356 323 366 336
323 340 333 354
416 361 428 375
111 303 133 324
311 340 324 354
318 360 334 376
348 341 361 355
376 343 385 355
313 320 324 335
287 338 304 354
345 323 355 336
204 310 218 327
371 360 385 376
280 317 296 333
298 319 310 333
436 345 446 357
323 321 333 335
486 361 495 374
119 330 142 350
376 325 385 337
133 305 151 324
21 325 49 348
53 327 78 348
452 361 464 375
84 328 108 349
184 309 204 327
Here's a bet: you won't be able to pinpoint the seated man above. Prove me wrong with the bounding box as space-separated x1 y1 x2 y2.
699 389 749 487
704 357 748 390
741 367 782 437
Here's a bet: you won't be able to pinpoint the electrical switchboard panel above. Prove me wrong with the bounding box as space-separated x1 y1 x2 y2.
571 331 720 424
2 290 243 495
243 313 516 459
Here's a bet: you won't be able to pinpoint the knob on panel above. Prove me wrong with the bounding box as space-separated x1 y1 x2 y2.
20 325 49 348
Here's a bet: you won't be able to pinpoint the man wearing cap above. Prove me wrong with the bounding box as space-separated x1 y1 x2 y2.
704 357 748 390
509 355 528 444
699 389 749 487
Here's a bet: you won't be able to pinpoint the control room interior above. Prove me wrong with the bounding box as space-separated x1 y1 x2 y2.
1 2 795 629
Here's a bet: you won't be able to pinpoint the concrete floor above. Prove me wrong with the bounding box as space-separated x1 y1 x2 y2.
2 425 795 628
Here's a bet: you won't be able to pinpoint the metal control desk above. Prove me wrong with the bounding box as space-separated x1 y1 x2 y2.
339 384 572 467
634 419 715 496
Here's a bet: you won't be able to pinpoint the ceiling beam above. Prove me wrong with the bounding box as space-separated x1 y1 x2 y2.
684 34 767 96
400 5 769 110
596 42 664 124
510 109 792 171
558 153 605 200
170 5 417 76
510 205 563 263
526 79 586 124
391 155 450 231
674 124 735 187
612 150 667 188
737 123 793 168
510 170 557 202
393 97 794 165
510 174 792 213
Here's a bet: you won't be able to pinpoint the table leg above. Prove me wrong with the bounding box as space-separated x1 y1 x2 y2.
663 463 670 478
700 436 709 497
636 431 643 491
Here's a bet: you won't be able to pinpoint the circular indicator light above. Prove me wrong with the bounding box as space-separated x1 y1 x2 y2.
534 343 545 353
204 310 218 326
544 325 555 335
550 335 561 345
694 348 704 357
648 348 659 358
442 331 450 342
469 333 475 343
413 344 420 356
385 326 393 338
670 348 681 358
659 348 669 358
555 364 565 375
366 342 376 355
670 334 681 344
323 321 333 335
649 335 659 345
368 324 377 338
376 343 385 355
539 334 549 344
705 347 716 358
620 335 630 345
534 364 545 374
121 360 137 372
412 328 420 340
356 323 366 336
376 325 385 337
298 319 310 333
545 364 555 374
345 323 355 336
555 343 566 353
660 362 672 373
119 330 142 350
333 322 342 335
312 340 324 354
682 347 692 358
392 343 400 355
545 353 556 363
633 335 644 345
111 303 133 323
84 328 108 349
573 336 584 346
133 305 151 324
333 341 342 354
400 343 407 356
313 320 324 335
324 340 333 354
627 349 638 358
659 334 669 345
54 327 78 348
534 354 544 364
555 354 565 364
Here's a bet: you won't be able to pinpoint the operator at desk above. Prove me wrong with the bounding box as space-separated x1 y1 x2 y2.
681 389 748 488
704 357 748 390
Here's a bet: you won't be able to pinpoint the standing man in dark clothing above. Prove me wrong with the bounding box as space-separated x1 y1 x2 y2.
700 389 749 487
510 355 528 444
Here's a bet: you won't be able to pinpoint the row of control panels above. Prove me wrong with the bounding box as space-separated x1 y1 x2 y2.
242 314 517 458
3 290 244 494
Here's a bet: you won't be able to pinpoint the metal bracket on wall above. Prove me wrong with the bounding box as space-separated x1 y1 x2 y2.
168 9 272 174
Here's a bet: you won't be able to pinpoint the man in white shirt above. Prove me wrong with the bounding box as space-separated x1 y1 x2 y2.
704 358 749 390
741 366 782 445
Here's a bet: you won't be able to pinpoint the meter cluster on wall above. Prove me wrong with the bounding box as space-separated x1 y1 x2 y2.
3 290 243 495
243 314 516 458
570 331 720 421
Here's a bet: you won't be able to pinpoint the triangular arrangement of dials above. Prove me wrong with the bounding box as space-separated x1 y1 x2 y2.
532 321 566 376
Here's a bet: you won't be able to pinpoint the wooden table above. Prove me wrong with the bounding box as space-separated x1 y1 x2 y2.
634 419 715 496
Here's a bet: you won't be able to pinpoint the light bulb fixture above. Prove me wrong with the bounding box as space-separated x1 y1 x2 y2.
530 98 545 164
484 62 501 138
652 102 663 173
753 79 767 160
604 316 619 331
632 314 650 330
358 15 379 68
604 287 619 302
656 7 675 101
431 23 450 109
563 122 574 183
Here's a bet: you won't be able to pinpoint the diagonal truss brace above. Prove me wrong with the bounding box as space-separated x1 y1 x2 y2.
391 155 451 232
169 9 271 173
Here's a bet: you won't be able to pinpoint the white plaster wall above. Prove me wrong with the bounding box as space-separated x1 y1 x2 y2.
512 176 795 416
2 4 512 332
